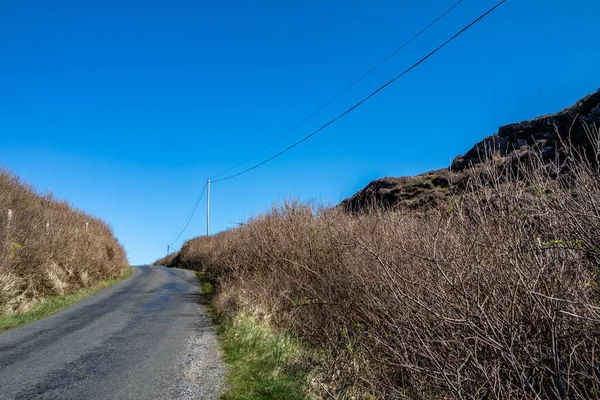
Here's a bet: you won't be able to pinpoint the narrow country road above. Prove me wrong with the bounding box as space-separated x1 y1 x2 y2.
0 265 225 400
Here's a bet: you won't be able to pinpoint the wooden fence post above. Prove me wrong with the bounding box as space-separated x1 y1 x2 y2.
6 209 13 245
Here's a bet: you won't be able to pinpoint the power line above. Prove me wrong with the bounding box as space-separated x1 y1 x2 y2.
169 185 204 244
210 0 465 181
168 181 208 247
212 0 507 183
170 0 505 243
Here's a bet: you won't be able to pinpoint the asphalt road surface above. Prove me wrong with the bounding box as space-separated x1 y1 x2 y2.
0 265 225 400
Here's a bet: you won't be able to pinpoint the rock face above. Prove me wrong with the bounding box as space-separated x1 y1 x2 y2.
340 172 450 212
341 88 600 212
451 89 600 171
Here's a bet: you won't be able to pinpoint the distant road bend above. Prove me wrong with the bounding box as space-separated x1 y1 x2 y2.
0 266 225 400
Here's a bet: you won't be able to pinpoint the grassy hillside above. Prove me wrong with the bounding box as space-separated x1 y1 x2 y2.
162 126 600 398
0 169 128 314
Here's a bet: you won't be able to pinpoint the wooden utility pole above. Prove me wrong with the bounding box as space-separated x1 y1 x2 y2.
206 179 211 236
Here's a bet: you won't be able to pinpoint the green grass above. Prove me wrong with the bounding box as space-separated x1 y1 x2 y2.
196 272 313 400
220 314 310 400
0 266 133 332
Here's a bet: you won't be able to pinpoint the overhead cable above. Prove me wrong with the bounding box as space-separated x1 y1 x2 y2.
212 0 507 183
210 0 465 180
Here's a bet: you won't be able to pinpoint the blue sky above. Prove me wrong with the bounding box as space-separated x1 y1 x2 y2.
1 0 599 265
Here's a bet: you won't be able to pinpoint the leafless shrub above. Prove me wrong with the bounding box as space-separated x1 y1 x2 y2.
0 169 128 313
174 125 600 399
154 251 180 267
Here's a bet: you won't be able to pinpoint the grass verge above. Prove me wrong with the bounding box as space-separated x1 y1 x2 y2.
196 272 314 400
0 266 133 332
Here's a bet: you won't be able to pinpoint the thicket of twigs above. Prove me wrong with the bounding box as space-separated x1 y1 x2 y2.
166 126 600 399
0 169 128 314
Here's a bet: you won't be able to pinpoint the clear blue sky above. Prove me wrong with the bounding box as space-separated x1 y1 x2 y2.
1 0 599 265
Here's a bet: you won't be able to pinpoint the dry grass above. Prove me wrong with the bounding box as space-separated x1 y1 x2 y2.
167 125 600 399
0 169 128 314
154 251 179 267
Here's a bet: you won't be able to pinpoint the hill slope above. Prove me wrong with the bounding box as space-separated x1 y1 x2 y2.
0 170 128 313
157 89 600 398
341 88 600 212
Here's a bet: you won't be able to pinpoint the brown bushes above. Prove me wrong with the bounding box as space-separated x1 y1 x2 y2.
0 169 128 314
171 127 600 399
153 251 179 268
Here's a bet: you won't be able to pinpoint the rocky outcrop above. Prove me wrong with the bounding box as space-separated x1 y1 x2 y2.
341 88 600 213
451 89 600 171
339 171 452 212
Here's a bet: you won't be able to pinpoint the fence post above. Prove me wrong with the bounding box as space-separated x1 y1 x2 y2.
7 209 12 230
6 209 13 246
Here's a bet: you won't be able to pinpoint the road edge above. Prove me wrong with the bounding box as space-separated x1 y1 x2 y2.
0 266 134 332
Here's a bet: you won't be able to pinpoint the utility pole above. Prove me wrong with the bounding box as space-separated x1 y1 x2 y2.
206 179 211 236
167 245 170 259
